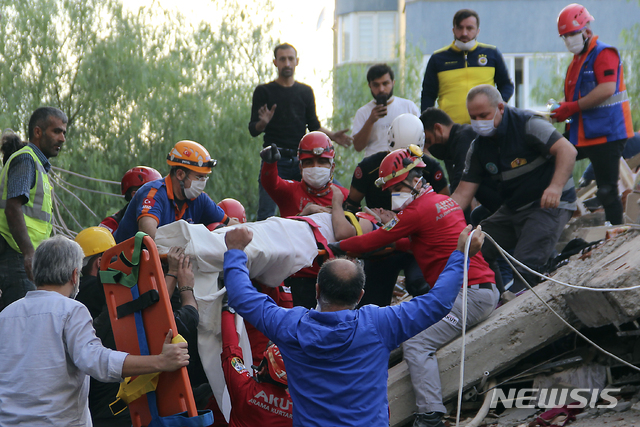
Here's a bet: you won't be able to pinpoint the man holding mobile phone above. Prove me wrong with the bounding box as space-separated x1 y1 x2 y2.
352 64 420 156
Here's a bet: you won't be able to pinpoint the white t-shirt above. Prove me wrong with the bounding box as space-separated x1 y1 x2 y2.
352 96 420 157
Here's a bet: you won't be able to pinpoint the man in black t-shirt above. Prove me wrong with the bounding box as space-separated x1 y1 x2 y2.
249 43 352 220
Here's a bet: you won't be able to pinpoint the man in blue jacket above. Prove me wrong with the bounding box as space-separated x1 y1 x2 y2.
223 224 484 426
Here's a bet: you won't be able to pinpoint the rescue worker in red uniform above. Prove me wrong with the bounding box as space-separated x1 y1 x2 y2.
99 166 162 234
259 132 349 217
221 307 293 427
259 132 349 308
553 3 634 225
331 147 498 427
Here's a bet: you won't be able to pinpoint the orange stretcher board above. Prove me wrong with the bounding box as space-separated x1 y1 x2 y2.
100 233 198 427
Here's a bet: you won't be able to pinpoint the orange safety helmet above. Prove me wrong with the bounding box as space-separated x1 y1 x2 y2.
166 140 217 174
264 343 287 386
121 166 162 196
375 145 426 191
557 3 594 36
218 198 247 223
298 132 335 161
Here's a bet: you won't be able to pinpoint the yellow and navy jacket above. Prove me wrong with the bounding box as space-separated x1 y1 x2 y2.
421 42 514 124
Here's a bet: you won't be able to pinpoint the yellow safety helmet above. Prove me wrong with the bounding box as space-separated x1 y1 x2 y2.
166 140 217 174
74 226 116 257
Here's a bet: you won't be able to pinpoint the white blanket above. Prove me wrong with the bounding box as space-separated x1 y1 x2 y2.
155 218 318 420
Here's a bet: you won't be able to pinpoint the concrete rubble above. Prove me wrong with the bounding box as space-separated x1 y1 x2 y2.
388 228 640 427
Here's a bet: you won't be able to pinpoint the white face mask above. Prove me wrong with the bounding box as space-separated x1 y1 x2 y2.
391 191 414 211
564 32 586 55
183 176 208 199
454 38 476 51
302 166 331 189
470 107 499 137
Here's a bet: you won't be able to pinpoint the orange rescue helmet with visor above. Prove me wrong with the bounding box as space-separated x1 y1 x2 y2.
166 140 217 174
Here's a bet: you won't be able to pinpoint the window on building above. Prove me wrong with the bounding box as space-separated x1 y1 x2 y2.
338 11 397 64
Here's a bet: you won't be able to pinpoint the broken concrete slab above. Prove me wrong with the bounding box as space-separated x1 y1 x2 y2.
388 231 640 427
496 407 538 424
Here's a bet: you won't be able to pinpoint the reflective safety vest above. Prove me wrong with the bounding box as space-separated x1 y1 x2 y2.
0 145 53 252
566 37 634 147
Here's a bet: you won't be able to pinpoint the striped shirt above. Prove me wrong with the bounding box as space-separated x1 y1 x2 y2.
6 143 51 201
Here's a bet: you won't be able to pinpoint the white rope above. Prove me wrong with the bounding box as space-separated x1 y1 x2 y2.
52 179 100 219
496 237 640 292
51 192 73 237
53 193 84 230
455 229 475 427
453 231 640 427
51 172 124 198
51 166 121 185
485 233 640 373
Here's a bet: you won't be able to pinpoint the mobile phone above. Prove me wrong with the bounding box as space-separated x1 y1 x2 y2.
375 93 388 106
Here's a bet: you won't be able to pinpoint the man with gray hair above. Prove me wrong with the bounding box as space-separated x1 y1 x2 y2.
0 235 189 426
452 84 577 295
0 107 67 311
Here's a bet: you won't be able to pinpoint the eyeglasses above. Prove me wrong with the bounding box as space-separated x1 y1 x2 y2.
561 29 584 39
188 174 209 182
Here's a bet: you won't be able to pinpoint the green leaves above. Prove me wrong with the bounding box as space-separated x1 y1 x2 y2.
0 0 276 228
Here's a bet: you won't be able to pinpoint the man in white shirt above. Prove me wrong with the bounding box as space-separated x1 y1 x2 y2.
352 64 420 156
0 235 189 426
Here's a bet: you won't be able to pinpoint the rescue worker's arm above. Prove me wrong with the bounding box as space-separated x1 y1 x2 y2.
553 82 616 122
376 225 483 349
138 216 159 240
5 196 35 281
541 138 577 209
220 309 254 398
338 204 421 254
121 330 189 377
345 186 365 212
451 181 479 211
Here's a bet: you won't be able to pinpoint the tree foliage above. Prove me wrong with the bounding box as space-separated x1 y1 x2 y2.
327 45 425 186
0 0 276 229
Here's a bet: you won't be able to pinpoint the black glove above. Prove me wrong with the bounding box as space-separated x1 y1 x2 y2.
343 198 360 214
260 143 281 164
327 242 346 257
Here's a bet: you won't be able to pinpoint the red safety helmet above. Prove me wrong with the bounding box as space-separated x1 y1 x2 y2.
375 146 426 191
557 3 594 36
298 132 335 161
121 166 162 196
167 140 217 174
264 343 287 386
218 198 247 223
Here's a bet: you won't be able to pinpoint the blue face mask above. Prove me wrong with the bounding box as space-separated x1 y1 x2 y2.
470 107 499 137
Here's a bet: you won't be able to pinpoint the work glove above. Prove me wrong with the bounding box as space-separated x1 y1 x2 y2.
552 101 580 122
260 143 281 164
327 242 346 257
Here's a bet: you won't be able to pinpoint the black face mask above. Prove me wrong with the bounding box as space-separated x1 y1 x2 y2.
428 142 447 160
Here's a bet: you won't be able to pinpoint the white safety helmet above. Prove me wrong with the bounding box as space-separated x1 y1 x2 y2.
387 114 425 151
